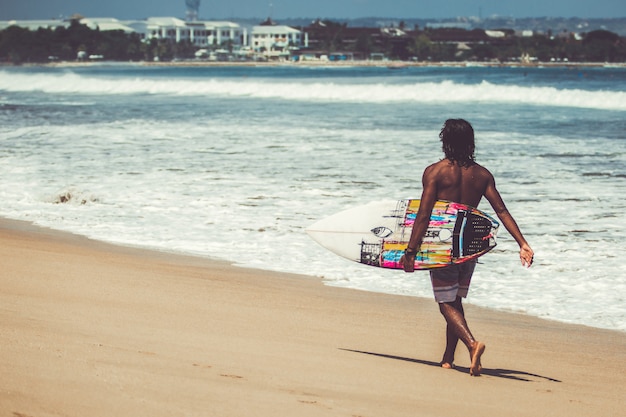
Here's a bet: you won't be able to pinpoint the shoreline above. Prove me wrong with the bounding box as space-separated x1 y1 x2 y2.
6 59 626 69
141 60 626 69
3 217 624 334
1 216 625 416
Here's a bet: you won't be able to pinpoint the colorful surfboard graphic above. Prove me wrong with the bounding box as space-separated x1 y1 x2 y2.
361 200 499 270
307 199 499 271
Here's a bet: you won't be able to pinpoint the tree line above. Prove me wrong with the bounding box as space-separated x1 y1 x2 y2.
425 28 626 63
311 20 626 63
1 18 625 64
0 20 195 63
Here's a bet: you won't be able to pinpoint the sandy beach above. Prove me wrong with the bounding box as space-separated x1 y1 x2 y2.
1 218 625 417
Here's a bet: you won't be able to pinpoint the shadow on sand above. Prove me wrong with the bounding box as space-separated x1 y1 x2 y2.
339 348 561 382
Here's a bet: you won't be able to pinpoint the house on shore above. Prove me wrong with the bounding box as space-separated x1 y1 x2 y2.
250 18 304 60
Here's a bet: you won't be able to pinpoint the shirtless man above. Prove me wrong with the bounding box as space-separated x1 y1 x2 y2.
401 119 534 376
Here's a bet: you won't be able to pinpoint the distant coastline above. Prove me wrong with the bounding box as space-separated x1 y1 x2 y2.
27 59 626 69
144 60 626 69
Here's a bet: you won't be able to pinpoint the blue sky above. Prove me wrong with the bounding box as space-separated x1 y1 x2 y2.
2 0 625 20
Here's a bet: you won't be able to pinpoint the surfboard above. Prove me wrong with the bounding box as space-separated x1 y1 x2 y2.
306 199 499 270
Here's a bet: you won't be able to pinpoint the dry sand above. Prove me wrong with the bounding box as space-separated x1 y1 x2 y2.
1 218 624 417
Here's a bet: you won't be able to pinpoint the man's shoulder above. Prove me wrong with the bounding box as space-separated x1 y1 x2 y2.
424 160 494 181
426 159 490 171
469 162 493 177
425 159 448 171
423 160 446 179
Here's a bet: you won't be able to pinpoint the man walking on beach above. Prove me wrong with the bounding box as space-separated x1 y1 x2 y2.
401 119 534 376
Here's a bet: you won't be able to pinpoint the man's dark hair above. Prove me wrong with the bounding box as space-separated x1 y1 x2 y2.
439 119 475 167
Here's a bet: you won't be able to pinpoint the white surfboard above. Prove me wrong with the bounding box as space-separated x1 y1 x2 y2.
306 199 499 270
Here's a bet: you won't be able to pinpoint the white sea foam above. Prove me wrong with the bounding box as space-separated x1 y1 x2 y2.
1 66 625 332
1 69 625 110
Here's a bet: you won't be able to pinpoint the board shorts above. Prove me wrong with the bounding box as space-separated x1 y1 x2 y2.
429 260 477 303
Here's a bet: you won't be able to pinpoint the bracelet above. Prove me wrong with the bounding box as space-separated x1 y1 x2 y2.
404 247 417 256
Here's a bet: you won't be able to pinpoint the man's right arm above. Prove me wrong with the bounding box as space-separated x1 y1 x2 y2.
401 164 439 272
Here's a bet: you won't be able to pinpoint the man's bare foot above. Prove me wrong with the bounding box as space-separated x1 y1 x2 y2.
441 362 455 369
469 342 486 376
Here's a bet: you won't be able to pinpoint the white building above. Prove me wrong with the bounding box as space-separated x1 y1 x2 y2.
141 18 243 48
0 17 245 49
250 24 302 57
204 21 245 48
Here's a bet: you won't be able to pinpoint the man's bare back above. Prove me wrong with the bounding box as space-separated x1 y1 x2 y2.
418 158 522 240
422 159 492 208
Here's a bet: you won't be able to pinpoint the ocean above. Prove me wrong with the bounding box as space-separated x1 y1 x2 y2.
1 63 625 332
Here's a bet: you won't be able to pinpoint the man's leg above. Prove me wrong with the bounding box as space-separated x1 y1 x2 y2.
438 297 485 376
440 297 462 368
441 324 458 369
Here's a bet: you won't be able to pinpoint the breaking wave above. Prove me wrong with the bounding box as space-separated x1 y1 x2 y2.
1 70 625 111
